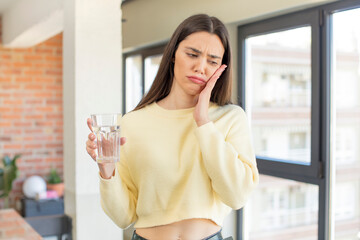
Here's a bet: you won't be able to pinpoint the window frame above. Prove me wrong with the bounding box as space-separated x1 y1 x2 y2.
236 0 360 239
238 9 322 182
122 44 166 114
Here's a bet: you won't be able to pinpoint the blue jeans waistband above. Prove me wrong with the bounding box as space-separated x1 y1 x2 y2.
131 229 224 240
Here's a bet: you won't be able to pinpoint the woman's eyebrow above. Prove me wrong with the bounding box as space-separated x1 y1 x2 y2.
185 47 221 59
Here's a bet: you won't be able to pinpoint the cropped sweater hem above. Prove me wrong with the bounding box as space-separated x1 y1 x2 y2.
134 206 229 228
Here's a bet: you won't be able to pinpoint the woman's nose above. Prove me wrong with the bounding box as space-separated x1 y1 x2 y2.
194 58 207 75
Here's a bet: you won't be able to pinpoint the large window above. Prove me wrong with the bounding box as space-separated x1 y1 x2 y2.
332 7 360 240
246 176 319 239
238 1 360 239
246 26 312 164
123 45 165 113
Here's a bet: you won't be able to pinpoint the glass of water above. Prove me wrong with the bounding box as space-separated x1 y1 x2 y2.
91 113 122 163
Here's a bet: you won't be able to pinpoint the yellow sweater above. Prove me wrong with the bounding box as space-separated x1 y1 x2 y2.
99 102 259 229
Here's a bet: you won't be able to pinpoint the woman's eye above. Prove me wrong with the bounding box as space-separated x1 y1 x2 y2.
209 61 218 66
187 53 197 58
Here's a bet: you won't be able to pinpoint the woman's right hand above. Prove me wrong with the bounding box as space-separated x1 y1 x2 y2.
86 118 126 179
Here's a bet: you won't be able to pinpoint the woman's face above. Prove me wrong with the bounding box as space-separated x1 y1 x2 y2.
172 31 225 97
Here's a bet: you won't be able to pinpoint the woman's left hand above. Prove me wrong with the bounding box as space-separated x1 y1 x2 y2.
194 64 227 127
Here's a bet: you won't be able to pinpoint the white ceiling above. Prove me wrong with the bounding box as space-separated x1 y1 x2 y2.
0 0 16 15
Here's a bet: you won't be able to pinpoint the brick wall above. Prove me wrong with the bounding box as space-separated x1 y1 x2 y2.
0 17 63 208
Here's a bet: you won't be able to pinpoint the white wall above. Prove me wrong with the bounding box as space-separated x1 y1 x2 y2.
121 0 335 50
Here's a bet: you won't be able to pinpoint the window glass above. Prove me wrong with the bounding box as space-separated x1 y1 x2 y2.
246 27 312 164
245 175 319 240
144 54 162 94
332 8 360 240
125 55 142 112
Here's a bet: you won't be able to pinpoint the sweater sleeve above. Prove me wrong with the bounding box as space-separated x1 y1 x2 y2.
194 107 259 209
99 148 138 229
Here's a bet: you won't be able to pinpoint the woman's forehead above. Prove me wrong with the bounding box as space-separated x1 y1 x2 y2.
179 32 225 55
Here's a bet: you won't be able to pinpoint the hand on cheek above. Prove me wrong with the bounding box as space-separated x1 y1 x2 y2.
193 64 227 127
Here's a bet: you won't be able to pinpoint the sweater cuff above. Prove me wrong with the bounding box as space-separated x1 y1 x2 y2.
99 167 121 189
194 121 219 138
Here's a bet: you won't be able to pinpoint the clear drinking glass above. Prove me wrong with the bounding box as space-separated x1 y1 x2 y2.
91 113 122 163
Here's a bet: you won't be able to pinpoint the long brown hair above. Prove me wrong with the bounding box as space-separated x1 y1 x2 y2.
134 14 232 111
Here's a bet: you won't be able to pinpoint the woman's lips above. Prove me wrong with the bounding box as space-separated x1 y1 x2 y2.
187 76 206 85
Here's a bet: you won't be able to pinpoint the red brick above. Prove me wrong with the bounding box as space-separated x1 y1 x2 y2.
45 85 62 91
44 41 61 47
13 92 34 98
2 69 21 75
15 77 32 83
0 93 11 98
45 56 61 62
34 135 53 141
34 77 53 83
25 99 42 104
14 48 32 53
35 48 53 54
36 106 53 112
23 70 43 75
0 77 11 83
45 143 62 148
46 157 63 162
12 107 26 112
1 84 21 90
45 69 62 76
2 114 22 120
23 136 33 141
0 137 11 141
24 129 42 134
3 99 22 105
3 129 21 135
46 113 62 119
46 99 62 105
13 62 32 68
1 54 11 60
4 144 22 149
13 122 32 127
34 92 52 98
25 115 43 120
23 55 42 61
25 144 42 149
0 122 11 127
24 84 43 90
35 121 53 127
25 158 43 163
0 107 12 112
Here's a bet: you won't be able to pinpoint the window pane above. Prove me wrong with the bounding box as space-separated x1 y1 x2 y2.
125 55 142 112
245 175 319 240
144 54 162 94
332 8 360 240
246 27 312 164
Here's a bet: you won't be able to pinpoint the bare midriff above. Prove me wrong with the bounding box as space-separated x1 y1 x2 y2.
135 218 221 240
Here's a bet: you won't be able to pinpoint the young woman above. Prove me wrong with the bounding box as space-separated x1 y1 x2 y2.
86 14 259 240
